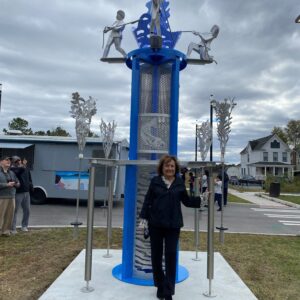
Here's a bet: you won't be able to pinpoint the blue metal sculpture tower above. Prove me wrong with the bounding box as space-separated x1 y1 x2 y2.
112 1 189 286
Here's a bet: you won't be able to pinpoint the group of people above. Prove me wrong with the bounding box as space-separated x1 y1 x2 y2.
185 169 229 211
0 155 32 237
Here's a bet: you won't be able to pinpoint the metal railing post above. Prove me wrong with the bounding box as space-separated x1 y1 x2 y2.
81 165 96 293
204 169 216 297
193 176 201 261
103 178 113 258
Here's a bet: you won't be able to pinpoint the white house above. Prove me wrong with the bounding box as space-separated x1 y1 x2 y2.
227 165 241 178
240 134 293 179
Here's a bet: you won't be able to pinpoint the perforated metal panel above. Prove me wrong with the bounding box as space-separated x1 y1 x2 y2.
137 63 172 154
134 62 173 276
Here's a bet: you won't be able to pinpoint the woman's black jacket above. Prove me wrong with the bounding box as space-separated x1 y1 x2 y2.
140 175 200 229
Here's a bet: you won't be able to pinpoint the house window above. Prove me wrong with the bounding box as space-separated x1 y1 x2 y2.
247 153 250 162
263 152 268 162
271 140 280 148
273 152 278 162
282 152 287 162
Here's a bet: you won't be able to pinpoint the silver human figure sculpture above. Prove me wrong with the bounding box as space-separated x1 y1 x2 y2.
150 0 162 36
186 25 220 61
102 10 127 58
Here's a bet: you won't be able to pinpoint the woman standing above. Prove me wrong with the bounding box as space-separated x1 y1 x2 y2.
140 155 200 300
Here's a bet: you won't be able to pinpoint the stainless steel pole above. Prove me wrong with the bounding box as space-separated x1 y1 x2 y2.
104 165 108 208
71 156 83 238
210 102 213 162
81 165 96 293
103 178 113 258
220 161 225 243
193 176 201 261
216 156 228 244
203 168 216 297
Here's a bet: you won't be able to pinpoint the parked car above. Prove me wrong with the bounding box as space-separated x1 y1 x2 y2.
229 176 239 185
238 175 264 186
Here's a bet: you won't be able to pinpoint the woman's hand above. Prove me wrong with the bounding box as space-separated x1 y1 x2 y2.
139 219 148 228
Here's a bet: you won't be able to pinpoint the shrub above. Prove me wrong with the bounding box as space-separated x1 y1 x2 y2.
265 175 300 193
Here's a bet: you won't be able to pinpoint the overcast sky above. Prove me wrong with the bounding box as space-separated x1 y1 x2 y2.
0 0 299 164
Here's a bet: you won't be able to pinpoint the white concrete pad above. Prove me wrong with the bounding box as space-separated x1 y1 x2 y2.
39 249 257 300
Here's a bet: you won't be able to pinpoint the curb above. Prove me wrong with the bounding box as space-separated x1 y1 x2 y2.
255 193 300 209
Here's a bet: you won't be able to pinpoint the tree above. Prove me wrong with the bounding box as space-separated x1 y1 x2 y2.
285 120 300 149
88 130 99 137
34 130 47 136
3 117 33 135
46 126 71 137
271 126 288 144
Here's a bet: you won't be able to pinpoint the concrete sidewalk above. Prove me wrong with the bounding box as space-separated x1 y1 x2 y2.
229 189 287 207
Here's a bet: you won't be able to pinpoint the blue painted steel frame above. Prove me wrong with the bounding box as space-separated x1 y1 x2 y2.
121 57 140 279
113 47 187 286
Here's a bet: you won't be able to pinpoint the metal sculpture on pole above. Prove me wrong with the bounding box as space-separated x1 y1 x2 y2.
197 120 212 162
101 10 139 59
100 119 117 258
213 97 236 243
70 92 97 236
192 120 212 261
100 119 117 160
85 0 221 290
186 25 220 63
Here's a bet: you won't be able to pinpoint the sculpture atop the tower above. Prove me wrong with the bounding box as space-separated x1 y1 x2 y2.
186 25 220 62
101 10 139 59
102 10 127 58
132 0 181 49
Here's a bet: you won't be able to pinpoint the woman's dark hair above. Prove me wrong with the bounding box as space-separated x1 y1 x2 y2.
205 170 209 177
157 155 180 176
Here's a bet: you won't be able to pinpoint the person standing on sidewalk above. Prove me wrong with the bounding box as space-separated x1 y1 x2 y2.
214 175 222 211
188 171 195 196
11 156 33 233
0 156 20 236
223 171 229 206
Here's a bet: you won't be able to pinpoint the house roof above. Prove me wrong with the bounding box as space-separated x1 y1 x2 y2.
249 134 273 150
240 134 274 154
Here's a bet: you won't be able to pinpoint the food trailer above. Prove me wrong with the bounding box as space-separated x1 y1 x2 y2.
0 135 128 204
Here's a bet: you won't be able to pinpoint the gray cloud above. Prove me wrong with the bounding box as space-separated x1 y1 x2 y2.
0 0 299 164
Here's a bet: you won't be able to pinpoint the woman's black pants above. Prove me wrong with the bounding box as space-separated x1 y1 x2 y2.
149 226 180 298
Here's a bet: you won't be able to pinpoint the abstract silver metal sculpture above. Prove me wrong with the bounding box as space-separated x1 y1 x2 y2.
100 119 117 160
213 97 236 244
213 98 236 163
196 120 212 162
193 120 212 260
70 92 97 236
100 119 117 258
186 25 220 61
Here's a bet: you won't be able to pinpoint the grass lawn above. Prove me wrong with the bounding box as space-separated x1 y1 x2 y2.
1 228 300 300
278 195 300 205
228 193 252 204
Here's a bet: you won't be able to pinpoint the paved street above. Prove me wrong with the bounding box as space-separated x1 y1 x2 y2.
14 192 300 236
